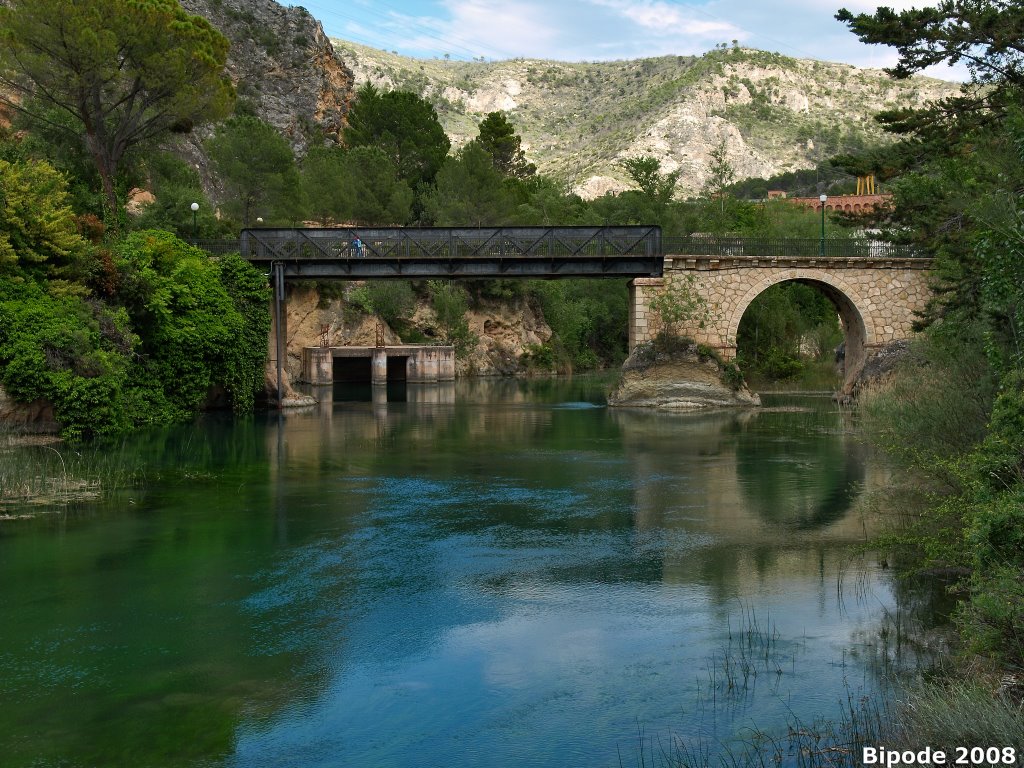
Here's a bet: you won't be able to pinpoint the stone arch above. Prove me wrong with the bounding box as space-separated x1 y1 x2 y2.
725 269 876 388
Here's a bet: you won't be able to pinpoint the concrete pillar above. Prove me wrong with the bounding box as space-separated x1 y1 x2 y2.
409 348 439 382
438 348 456 380
422 348 439 382
628 280 638 352
372 348 388 384
407 351 424 382
301 347 333 384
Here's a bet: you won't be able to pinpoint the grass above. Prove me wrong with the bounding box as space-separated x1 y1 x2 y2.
744 359 843 393
0 433 141 513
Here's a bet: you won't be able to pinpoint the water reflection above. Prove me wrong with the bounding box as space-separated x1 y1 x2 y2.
0 380 910 768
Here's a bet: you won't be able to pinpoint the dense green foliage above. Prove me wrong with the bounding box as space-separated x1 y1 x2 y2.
530 280 630 370
113 231 270 420
0 156 269 440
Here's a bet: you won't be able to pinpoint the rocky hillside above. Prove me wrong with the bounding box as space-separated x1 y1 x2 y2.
167 0 354 183
330 41 960 198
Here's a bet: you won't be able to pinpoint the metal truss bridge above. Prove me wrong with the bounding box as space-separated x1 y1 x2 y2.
240 226 664 279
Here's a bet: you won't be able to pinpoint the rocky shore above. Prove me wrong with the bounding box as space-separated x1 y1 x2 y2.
608 344 760 410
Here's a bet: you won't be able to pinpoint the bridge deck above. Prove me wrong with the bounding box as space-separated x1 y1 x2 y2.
240 226 664 279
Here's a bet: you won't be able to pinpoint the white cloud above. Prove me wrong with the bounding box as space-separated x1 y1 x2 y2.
587 0 742 39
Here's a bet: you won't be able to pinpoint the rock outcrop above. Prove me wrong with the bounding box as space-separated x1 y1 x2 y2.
842 339 913 401
270 283 554 385
0 384 59 433
462 298 553 376
174 0 355 187
609 345 760 409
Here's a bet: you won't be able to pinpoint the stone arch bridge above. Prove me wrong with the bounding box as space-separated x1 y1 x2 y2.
630 240 932 391
235 228 931 397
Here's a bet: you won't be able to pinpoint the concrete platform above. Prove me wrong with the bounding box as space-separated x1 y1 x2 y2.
301 345 456 385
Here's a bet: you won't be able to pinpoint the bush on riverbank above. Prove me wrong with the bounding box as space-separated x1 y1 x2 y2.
0 158 270 440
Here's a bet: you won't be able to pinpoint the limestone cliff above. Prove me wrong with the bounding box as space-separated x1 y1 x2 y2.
173 0 354 185
608 344 760 410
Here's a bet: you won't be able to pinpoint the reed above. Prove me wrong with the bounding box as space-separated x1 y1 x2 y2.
0 433 141 511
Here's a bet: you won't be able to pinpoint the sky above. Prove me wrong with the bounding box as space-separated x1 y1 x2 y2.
297 0 968 82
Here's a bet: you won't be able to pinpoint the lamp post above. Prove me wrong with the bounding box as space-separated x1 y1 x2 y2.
818 194 827 257
190 202 199 240
256 217 263 226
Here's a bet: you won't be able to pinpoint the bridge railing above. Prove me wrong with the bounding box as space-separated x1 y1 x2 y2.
189 239 241 254
190 234 924 261
661 236 922 259
239 226 662 261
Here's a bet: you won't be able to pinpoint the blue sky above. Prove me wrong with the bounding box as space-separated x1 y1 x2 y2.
298 0 966 81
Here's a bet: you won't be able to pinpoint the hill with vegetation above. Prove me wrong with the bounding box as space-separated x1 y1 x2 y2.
330 40 959 198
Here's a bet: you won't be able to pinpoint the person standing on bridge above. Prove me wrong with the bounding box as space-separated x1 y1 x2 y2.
352 234 364 258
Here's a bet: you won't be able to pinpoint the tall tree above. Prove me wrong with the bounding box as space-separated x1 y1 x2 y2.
300 144 349 226
703 139 736 205
0 0 235 216
836 1 1024 140
620 156 680 207
422 143 515 227
337 147 414 226
343 83 450 191
207 116 300 227
0 158 89 282
471 111 536 179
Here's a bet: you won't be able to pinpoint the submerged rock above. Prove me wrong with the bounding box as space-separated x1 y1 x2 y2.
608 344 760 410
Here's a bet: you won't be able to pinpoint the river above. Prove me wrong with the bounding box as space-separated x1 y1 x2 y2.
0 378 927 767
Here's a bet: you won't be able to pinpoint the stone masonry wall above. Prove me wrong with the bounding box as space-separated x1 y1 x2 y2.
630 255 932 386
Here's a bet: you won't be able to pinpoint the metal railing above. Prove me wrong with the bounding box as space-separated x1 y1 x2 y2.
190 233 925 261
661 236 923 259
239 226 662 261
189 239 241 254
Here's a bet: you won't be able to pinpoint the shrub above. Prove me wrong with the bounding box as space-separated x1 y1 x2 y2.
113 231 269 418
0 281 135 439
958 563 1024 667
428 280 477 355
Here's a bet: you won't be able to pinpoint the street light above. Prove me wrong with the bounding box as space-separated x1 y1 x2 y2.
190 202 199 239
256 217 264 226
818 194 827 257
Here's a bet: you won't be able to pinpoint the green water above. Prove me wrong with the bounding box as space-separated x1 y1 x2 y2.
0 379 920 767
